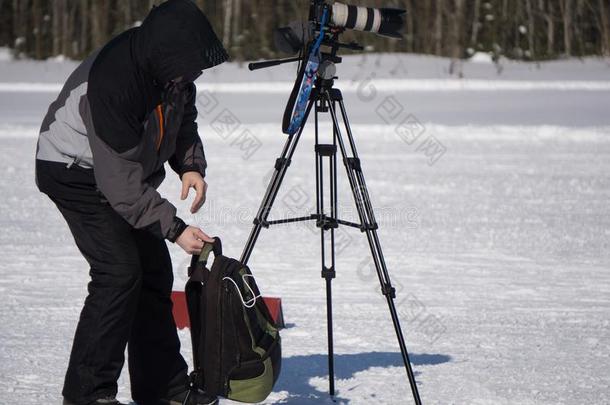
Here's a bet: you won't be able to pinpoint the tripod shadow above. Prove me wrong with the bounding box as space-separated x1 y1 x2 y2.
272 351 451 404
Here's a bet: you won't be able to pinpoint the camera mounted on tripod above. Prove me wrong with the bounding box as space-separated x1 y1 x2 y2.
248 0 406 135
275 0 406 55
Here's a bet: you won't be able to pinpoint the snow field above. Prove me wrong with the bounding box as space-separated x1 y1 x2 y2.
1 53 609 404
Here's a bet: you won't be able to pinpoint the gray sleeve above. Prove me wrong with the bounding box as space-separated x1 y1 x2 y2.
169 83 207 178
82 95 181 240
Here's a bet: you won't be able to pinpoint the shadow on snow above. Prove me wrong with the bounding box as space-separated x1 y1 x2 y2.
269 351 451 404
126 351 450 404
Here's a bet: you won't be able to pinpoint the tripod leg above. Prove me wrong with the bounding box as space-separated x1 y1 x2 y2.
314 100 339 397
325 92 423 405
240 99 315 265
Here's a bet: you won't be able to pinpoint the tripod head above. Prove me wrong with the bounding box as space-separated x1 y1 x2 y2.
248 30 363 73
249 24 365 135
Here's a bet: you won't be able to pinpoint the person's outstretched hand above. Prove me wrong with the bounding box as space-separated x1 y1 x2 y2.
176 226 214 255
181 171 207 214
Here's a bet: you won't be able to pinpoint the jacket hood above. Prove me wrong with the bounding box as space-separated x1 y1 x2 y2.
134 0 229 84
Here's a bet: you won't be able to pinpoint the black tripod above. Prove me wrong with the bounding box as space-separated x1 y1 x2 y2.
241 47 422 405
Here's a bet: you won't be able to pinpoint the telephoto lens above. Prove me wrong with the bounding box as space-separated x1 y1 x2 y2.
330 2 405 38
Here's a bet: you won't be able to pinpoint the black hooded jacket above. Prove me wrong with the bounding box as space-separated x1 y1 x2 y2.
35 0 228 241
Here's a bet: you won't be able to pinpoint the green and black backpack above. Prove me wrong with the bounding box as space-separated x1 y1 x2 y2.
185 238 281 403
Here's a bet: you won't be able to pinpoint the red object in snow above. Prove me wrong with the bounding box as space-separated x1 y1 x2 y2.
171 291 190 330
171 291 285 330
262 297 285 329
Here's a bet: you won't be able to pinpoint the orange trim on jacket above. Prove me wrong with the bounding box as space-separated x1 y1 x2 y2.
155 104 164 151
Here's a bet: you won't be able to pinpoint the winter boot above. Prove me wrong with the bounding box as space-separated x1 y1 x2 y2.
160 388 219 405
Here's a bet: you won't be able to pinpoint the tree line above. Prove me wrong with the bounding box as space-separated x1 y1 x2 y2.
1 0 609 62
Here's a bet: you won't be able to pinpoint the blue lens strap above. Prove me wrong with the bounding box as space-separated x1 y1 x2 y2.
285 8 329 135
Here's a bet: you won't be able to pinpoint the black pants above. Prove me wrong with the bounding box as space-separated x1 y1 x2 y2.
51 195 188 404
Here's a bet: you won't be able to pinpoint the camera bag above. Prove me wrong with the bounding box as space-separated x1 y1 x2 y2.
185 238 281 403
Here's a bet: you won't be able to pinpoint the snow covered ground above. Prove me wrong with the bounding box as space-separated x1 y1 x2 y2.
1 52 609 404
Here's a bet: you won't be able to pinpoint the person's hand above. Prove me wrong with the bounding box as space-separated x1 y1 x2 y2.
181 171 207 214
176 226 214 255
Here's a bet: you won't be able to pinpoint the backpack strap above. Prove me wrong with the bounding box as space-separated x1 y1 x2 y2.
188 237 223 281
198 238 223 265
